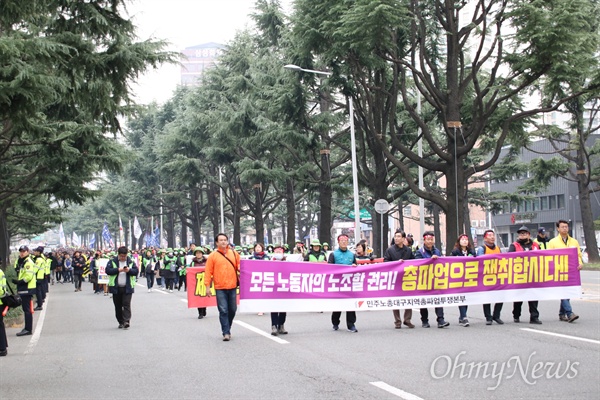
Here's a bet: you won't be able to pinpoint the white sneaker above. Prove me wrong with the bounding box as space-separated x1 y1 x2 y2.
148 289 151 293
169 289 173 293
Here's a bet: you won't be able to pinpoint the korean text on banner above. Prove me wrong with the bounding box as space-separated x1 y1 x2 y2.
238 248 581 313
185 267 240 308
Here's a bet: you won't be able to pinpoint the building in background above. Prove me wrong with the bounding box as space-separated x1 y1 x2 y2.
180 42 225 86
489 135 600 248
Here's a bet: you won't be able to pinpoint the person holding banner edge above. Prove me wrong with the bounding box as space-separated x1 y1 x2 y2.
450 234 476 327
205 233 240 341
383 229 415 329
328 234 358 333
477 230 504 325
415 231 450 328
548 219 582 323
509 226 542 324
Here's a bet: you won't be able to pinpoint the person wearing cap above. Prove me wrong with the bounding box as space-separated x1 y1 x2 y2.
32 247 47 310
189 247 208 319
156 249 166 289
142 249 158 292
175 249 187 289
415 231 450 328
161 248 177 293
106 246 138 329
477 230 504 325
13 246 36 336
322 242 330 252
548 219 583 323
328 234 359 333
305 239 326 262
384 229 415 329
270 244 285 260
293 240 307 258
204 233 240 341
534 227 550 250
509 226 542 324
72 250 86 292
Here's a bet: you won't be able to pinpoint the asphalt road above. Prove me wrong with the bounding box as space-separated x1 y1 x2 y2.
1 271 598 400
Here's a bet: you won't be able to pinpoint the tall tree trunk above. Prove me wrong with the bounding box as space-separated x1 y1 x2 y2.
191 188 201 245
319 149 333 246
433 203 442 251
254 184 265 244
232 188 242 246
577 159 599 263
180 213 188 248
0 208 9 269
444 138 465 254
286 179 296 248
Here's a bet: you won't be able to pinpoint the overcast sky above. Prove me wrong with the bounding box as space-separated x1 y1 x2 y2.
126 0 292 105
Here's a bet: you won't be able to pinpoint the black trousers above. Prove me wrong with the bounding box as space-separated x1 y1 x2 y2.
112 287 132 324
20 294 33 332
420 307 445 323
483 303 503 320
271 312 287 327
513 301 539 320
0 308 7 351
331 311 356 328
35 281 44 307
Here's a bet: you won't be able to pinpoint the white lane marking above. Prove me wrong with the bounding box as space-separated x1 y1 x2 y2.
25 297 48 356
233 320 289 344
370 381 424 400
521 328 600 344
180 299 188 303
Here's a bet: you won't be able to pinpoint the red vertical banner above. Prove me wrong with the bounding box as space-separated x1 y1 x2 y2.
186 267 240 308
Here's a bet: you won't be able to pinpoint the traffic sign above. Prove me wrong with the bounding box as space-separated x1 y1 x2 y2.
374 199 390 214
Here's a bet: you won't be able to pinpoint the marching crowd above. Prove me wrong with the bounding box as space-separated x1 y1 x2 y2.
0 218 584 351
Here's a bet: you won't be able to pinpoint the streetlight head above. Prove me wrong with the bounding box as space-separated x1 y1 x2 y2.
284 64 332 76
284 64 302 72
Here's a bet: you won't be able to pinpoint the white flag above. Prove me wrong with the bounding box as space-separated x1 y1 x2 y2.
133 216 143 238
119 215 125 245
59 223 66 246
72 231 81 247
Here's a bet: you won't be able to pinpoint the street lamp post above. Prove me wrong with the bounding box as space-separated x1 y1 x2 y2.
284 64 361 244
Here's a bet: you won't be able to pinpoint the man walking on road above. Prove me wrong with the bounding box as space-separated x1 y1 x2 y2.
548 219 583 322
205 233 240 341
384 229 415 329
328 234 358 333
106 247 138 329
509 226 542 324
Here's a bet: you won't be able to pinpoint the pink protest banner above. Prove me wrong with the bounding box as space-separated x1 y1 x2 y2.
238 248 581 313
186 267 240 308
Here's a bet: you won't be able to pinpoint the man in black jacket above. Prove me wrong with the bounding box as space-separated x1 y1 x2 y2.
383 230 415 329
106 247 138 329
